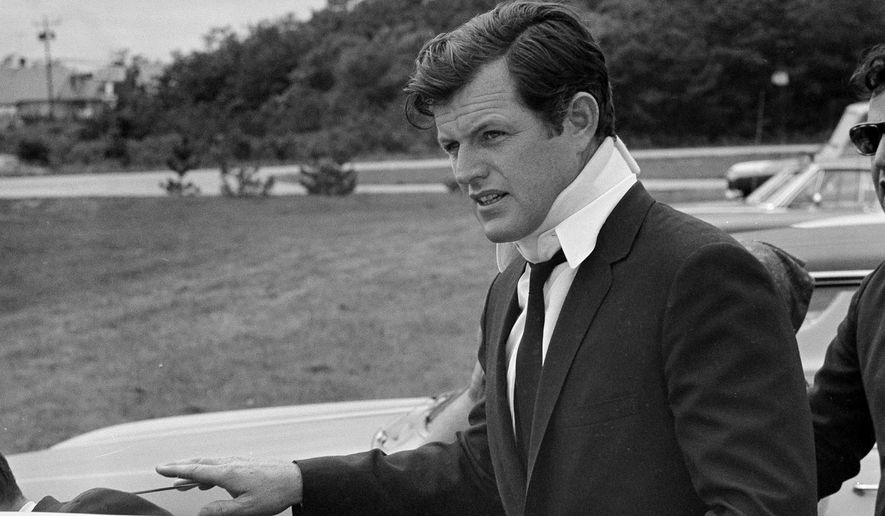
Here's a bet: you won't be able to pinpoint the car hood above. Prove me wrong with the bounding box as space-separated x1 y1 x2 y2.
8 398 429 515
732 219 885 273
675 205 866 233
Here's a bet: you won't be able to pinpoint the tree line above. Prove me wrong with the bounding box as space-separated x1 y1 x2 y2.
5 0 884 171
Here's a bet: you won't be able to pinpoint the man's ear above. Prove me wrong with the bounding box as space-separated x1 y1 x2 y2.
563 92 599 143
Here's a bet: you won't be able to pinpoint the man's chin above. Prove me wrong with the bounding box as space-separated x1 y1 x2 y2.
478 220 524 244
476 211 544 243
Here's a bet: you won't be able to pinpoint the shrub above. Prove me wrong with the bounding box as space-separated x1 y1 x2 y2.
166 136 199 177
16 138 50 166
220 165 275 198
162 136 201 196
299 158 356 196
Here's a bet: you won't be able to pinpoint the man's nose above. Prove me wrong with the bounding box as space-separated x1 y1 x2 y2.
452 146 488 187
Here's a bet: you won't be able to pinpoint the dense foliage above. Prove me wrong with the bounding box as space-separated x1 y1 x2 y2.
4 0 883 169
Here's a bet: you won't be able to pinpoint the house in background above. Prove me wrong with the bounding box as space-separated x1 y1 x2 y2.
0 55 128 125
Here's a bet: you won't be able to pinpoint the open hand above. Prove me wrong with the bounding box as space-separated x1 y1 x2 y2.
156 456 303 516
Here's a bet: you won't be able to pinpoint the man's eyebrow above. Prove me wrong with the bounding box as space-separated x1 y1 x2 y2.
472 120 501 133
436 113 506 146
460 118 502 137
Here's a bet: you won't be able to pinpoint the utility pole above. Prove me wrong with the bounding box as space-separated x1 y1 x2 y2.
37 16 59 120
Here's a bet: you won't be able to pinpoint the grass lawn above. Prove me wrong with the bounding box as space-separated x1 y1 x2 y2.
0 175 723 454
0 193 496 453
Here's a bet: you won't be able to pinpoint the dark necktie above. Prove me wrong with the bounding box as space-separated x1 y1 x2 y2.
514 249 566 465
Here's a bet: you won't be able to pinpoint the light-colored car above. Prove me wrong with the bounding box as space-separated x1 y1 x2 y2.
8 216 885 515
725 102 869 197
7 399 431 516
681 156 876 233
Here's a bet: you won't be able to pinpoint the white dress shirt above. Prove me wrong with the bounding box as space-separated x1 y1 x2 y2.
18 500 36 512
496 136 639 430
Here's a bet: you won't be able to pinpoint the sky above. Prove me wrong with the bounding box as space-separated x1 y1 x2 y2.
0 0 329 69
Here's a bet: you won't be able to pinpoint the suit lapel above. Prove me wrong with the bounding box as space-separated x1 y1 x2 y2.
526 251 611 479
485 258 528 481
525 183 655 479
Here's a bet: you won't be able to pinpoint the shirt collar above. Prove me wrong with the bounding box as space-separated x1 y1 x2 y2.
496 136 639 271
19 500 37 512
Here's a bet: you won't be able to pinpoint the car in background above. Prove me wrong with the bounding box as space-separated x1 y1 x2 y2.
8 215 885 515
725 102 869 197
681 156 876 233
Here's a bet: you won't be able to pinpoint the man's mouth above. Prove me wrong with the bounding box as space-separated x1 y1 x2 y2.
473 191 506 206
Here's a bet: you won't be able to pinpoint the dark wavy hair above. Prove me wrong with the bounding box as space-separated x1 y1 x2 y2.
405 1 615 138
850 44 885 97
0 453 23 508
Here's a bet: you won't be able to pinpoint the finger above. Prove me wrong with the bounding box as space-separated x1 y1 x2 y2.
157 456 236 478
156 463 217 482
160 457 230 468
155 464 192 478
198 499 248 516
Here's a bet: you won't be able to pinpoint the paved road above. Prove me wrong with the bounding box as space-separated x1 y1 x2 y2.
0 160 724 199
0 169 453 198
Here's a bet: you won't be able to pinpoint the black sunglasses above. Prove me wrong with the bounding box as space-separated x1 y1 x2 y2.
849 121 885 155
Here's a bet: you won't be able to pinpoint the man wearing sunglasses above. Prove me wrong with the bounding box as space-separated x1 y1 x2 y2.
809 43 885 513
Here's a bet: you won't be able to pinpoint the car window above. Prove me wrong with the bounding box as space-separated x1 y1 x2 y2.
788 169 875 210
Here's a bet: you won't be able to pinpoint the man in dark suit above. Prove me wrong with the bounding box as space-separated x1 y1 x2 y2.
0 452 171 514
158 3 816 514
810 43 885 513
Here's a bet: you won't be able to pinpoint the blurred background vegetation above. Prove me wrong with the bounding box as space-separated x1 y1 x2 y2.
2 0 883 172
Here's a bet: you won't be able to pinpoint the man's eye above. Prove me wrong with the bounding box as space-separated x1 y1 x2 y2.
483 131 505 142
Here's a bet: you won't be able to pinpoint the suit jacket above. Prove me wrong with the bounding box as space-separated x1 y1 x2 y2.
33 488 172 515
810 261 885 513
297 183 816 515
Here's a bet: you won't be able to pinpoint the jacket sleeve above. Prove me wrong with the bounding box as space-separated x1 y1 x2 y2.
808 268 880 498
662 242 817 515
295 395 502 515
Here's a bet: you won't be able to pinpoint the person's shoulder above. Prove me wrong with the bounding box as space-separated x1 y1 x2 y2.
642 201 740 255
855 260 885 304
867 260 885 281
652 201 731 236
